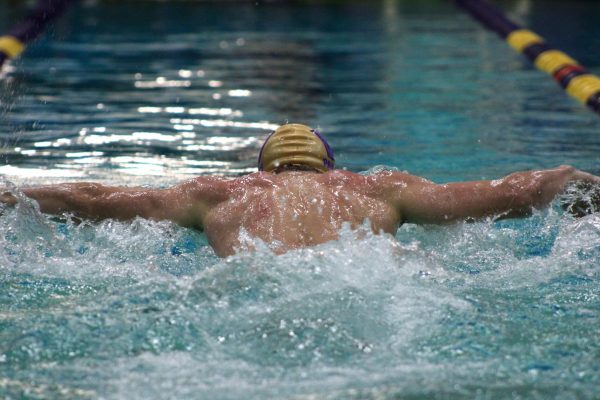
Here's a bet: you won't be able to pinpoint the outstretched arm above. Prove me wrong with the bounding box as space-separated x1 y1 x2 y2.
0 177 229 229
388 165 600 224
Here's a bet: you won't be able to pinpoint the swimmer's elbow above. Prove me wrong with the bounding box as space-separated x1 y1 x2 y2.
499 174 549 212
65 184 118 219
70 184 157 221
148 189 205 229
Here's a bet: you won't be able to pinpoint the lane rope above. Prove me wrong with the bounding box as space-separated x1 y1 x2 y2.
455 0 600 115
0 0 73 70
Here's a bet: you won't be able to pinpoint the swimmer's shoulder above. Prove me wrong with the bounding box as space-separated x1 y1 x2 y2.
225 172 278 192
359 171 435 200
181 175 235 203
321 169 425 189
368 170 432 186
323 169 365 184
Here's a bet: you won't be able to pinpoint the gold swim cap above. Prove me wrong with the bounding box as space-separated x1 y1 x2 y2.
258 124 335 173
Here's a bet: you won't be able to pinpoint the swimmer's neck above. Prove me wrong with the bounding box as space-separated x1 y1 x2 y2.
275 170 320 175
271 165 329 175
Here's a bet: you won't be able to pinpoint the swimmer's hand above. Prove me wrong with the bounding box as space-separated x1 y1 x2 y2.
559 181 600 217
1 190 18 206
0 190 18 216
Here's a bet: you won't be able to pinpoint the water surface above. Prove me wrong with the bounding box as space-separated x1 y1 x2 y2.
1 1 600 399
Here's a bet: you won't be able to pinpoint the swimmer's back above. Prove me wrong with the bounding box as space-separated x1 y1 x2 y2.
203 170 400 256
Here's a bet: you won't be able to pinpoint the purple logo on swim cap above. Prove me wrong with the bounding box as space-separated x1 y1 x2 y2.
312 129 335 167
257 130 275 171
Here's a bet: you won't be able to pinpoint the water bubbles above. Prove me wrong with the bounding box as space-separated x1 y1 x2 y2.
2 190 600 398
360 165 400 176
491 178 503 187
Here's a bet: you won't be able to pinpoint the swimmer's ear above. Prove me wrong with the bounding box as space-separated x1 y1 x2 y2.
559 182 600 218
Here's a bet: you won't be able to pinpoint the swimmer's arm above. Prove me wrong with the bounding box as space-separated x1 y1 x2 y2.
0 177 229 229
393 166 600 224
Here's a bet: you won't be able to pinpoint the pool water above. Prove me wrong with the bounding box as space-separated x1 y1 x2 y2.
1 0 600 398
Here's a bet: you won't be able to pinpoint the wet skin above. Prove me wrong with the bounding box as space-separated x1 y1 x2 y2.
2 165 599 257
204 170 401 256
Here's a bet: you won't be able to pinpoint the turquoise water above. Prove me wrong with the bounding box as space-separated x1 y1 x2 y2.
1 0 600 398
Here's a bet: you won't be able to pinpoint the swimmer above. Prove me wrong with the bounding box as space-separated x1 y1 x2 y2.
1 123 599 257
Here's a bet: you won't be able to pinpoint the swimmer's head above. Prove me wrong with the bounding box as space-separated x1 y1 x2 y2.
258 124 335 173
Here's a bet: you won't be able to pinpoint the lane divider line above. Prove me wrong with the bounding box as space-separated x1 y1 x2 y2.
455 0 600 115
0 0 73 70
